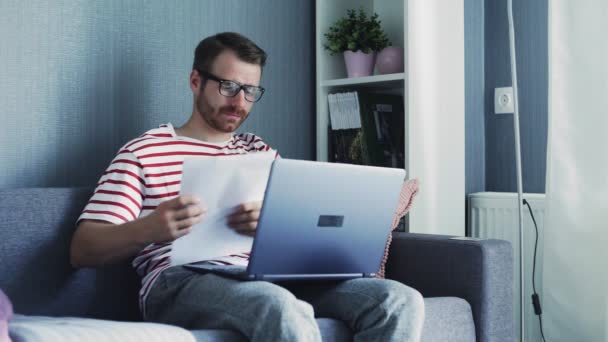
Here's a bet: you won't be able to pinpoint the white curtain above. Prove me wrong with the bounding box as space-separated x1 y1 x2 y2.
543 1 608 341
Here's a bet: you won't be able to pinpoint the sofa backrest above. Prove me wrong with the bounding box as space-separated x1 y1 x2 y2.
0 187 141 321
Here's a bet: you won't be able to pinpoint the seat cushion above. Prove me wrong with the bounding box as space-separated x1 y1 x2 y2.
10 315 352 342
183 318 354 342
317 318 351 342
189 328 246 342
422 297 476 342
9 315 196 342
10 299 470 342
196 299 473 342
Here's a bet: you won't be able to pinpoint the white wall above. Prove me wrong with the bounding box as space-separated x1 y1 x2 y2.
408 0 465 235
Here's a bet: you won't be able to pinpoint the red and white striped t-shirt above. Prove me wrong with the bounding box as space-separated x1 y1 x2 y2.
77 123 277 315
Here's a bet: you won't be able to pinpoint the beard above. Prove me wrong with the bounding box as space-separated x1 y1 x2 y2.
196 93 249 133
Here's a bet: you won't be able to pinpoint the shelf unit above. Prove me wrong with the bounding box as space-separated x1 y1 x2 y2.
315 0 465 235
320 73 405 88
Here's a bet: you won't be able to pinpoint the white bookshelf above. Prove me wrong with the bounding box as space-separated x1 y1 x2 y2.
321 73 405 88
315 0 465 235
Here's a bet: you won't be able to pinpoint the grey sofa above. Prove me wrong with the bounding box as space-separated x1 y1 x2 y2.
0 187 513 341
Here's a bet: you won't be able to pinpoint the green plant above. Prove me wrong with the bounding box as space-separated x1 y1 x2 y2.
324 7 391 55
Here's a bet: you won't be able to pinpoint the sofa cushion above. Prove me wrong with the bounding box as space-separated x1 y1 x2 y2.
190 318 351 342
0 188 140 321
9 315 352 342
9 315 196 342
190 329 246 342
317 318 351 342
422 297 476 342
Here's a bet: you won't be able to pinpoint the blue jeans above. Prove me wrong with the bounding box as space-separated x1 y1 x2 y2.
145 266 424 342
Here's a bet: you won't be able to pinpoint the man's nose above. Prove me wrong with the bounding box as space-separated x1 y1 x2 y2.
229 89 248 105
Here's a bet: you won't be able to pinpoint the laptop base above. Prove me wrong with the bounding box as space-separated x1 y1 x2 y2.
184 263 374 282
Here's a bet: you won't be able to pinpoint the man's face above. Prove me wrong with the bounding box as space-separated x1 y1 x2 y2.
193 50 262 135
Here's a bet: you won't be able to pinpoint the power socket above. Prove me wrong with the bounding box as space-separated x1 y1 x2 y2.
494 87 514 114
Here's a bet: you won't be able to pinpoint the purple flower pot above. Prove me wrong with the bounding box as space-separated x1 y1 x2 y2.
343 50 376 78
376 47 404 74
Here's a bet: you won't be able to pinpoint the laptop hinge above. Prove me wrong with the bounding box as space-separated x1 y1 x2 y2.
257 273 365 281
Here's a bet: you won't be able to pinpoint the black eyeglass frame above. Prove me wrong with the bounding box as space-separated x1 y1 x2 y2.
197 69 265 103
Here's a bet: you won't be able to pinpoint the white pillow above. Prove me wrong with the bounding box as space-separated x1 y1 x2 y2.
9 315 196 342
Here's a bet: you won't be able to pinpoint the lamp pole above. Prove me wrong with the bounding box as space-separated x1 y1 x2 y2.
506 0 525 341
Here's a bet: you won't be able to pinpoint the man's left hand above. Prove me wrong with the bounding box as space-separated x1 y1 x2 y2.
227 201 262 236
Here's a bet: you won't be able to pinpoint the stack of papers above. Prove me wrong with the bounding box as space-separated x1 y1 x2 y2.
171 152 275 266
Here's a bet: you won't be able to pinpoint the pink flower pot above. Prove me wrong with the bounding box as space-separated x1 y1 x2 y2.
343 50 376 78
376 47 404 74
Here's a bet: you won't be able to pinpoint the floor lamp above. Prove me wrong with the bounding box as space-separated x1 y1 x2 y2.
506 0 526 341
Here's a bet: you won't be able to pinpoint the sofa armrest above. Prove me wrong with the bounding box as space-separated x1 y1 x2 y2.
386 232 513 342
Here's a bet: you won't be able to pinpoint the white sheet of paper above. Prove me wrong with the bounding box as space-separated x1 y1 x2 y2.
171 152 275 266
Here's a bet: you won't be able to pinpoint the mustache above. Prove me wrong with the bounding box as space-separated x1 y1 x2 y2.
219 105 247 117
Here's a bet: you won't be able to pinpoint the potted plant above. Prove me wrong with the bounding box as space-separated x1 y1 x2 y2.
324 8 391 78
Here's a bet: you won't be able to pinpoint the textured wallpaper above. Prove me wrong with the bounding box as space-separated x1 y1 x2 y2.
0 0 314 188
484 0 548 193
465 0 486 195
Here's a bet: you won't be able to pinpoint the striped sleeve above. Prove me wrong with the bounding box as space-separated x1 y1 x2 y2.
78 147 146 225
235 133 272 152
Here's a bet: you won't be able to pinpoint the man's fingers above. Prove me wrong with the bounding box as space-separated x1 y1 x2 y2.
238 201 262 212
228 210 260 224
231 221 257 230
173 226 193 239
234 220 257 236
228 201 262 225
176 215 204 230
167 195 201 209
174 205 207 221
234 229 256 237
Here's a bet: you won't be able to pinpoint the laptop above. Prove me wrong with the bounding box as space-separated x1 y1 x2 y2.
184 158 406 282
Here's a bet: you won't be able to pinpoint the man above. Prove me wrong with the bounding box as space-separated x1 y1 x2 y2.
71 32 424 341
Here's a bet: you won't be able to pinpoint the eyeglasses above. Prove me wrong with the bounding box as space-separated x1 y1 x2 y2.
197 69 265 103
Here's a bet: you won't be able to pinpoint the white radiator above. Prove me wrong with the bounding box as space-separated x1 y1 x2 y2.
468 192 545 342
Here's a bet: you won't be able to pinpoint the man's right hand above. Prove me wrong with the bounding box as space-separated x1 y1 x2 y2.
141 195 207 244
71 195 206 268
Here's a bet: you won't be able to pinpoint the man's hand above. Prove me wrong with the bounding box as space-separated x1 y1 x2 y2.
227 201 262 237
71 195 206 268
142 195 207 243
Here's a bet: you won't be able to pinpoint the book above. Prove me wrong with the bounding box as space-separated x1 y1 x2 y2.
357 92 405 168
328 92 364 165
327 91 404 168
329 127 365 165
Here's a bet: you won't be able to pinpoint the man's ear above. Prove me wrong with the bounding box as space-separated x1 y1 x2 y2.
190 69 201 92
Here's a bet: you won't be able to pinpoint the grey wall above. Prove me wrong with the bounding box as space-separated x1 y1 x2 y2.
0 0 314 188
465 0 486 195
465 0 548 195
484 0 548 193
1 0 547 194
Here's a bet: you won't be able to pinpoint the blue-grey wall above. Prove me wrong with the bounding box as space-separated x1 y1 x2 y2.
484 0 548 193
1 0 547 194
0 0 314 188
465 0 486 195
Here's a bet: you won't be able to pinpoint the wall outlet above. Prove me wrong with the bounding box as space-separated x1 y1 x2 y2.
494 87 514 114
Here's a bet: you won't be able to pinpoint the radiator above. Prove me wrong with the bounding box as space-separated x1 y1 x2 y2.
468 192 546 342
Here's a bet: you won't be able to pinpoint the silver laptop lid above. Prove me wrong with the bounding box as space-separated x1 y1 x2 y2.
248 159 406 278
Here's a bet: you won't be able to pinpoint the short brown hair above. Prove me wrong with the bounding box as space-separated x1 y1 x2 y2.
193 32 267 73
